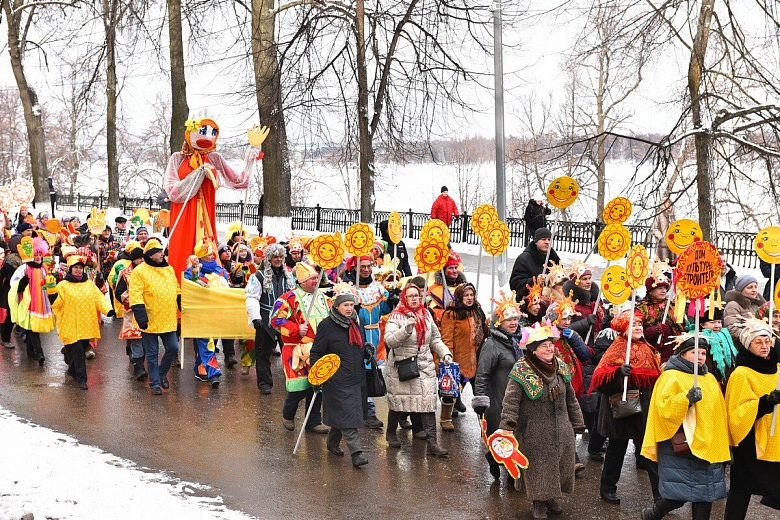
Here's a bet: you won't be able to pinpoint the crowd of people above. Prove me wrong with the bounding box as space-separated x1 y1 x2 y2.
2 200 779 519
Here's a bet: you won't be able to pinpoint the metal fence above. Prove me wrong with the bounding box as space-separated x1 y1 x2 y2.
53 197 760 269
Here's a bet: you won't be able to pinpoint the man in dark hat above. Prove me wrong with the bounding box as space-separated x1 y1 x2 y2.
114 216 128 243
430 185 459 226
510 227 560 302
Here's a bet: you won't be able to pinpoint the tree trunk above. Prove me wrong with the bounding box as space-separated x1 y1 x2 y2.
251 0 291 235
355 0 375 223
3 0 49 203
168 0 189 155
104 0 119 206
688 0 716 241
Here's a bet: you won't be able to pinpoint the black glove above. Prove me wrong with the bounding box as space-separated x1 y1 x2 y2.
473 406 487 416
107 309 116 318
131 304 148 330
687 386 703 405
618 364 632 377
363 343 374 361
587 314 597 326
252 319 263 331
766 389 780 406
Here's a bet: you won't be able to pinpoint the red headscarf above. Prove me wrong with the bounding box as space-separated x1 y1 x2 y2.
389 283 429 349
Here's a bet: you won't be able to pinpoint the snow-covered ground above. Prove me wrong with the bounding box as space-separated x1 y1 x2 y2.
0 407 255 520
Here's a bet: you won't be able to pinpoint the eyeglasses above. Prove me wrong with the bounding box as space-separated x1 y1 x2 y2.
405 295 421 300
536 344 556 350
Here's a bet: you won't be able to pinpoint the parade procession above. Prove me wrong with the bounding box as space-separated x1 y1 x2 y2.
0 117 779 520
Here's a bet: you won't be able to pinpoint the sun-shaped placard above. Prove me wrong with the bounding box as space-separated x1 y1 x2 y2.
755 226 780 264
625 244 649 289
665 219 702 256
309 231 345 270
344 222 374 257
597 223 631 260
471 204 498 238
482 220 510 256
387 211 404 244
600 265 631 304
308 353 341 385
546 176 579 209
414 238 449 273
11 178 35 206
603 197 633 224
420 218 450 244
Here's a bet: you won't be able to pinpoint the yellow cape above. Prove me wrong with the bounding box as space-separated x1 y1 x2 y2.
641 368 730 463
725 365 780 461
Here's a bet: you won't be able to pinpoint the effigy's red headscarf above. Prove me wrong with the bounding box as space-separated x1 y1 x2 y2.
389 282 429 348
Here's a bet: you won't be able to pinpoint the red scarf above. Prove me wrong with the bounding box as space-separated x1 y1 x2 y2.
590 335 661 392
348 320 362 347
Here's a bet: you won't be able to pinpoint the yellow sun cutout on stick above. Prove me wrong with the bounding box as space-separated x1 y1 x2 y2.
603 197 633 224
421 218 451 244
625 244 650 289
755 226 780 264
344 222 374 257
309 232 345 270
471 204 498 238
546 176 579 209
665 219 703 255
597 223 631 260
387 211 404 244
482 220 510 256
308 353 341 385
414 238 449 273
600 264 631 304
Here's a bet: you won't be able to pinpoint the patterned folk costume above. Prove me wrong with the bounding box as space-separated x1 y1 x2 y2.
9 236 55 334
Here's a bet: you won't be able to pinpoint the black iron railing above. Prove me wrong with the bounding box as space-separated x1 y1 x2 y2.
53 197 760 269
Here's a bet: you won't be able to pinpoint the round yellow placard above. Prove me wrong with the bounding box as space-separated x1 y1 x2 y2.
309 232 345 270
665 219 702 255
597 223 631 260
420 218 450 244
414 238 449 273
471 204 498 238
625 244 649 289
755 226 780 264
603 197 633 224
344 222 374 257
387 211 404 244
600 265 631 304
308 353 341 385
482 220 510 256
546 176 579 209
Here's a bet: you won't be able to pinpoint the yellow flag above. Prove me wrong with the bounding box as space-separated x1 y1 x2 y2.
181 279 255 339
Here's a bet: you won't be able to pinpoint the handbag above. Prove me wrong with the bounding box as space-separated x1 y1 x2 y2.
366 357 387 397
609 390 642 419
395 355 420 381
671 426 692 456
437 361 461 399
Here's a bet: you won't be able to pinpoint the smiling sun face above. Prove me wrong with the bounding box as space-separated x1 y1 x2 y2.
603 197 632 224
546 176 579 209
345 223 374 256
626 244 649 289
755 226 780 264
387 211 403 244
310 232 345 269
597 224 631 260
600 265 630 304
482 220 510 256
471 204 498 237
665 219 702 255
421 219 450 244
414 238 448 273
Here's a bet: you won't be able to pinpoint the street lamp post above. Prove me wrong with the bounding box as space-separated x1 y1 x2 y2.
493 1 508 285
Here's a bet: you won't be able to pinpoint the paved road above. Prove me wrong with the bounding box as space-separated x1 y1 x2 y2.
0 322 772 519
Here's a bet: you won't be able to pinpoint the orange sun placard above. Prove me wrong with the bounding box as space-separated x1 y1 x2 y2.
482 220 510 256
665 219 703 255
600 265 631 304
344 222 374 257
603 197 633 224
754 226 780 264
626 244 650 289
309 232 345 270
597 223 631 260
414 238 449 273
546 176 579 209
420 218 450 244
471 204 498 238
308 353 341 385
387 211 404 244
674 241 722 299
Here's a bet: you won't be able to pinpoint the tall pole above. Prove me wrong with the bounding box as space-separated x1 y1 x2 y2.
493 2 508 286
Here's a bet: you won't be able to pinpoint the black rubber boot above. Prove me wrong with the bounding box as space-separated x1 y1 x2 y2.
132 357 148 381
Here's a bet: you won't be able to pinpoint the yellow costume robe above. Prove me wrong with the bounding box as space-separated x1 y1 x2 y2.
725 364 780 461
52 279 112 345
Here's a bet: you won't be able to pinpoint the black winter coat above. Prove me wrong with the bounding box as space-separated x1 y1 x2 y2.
379 220 412 277
760 259 780 302
509 242 560 301
523 200 551 230
310 316 369 429
474 326 521 434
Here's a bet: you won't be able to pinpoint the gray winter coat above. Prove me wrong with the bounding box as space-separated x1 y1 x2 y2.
474 326 521 434
723 290 765 345
384 311 451 413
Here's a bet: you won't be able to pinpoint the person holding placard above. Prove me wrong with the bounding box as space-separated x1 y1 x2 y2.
723 275 766 346
510 228 560 302
723 319 780 519
427 250 467 327
378 219 412 277
591 310 662 505
638 276 685 363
